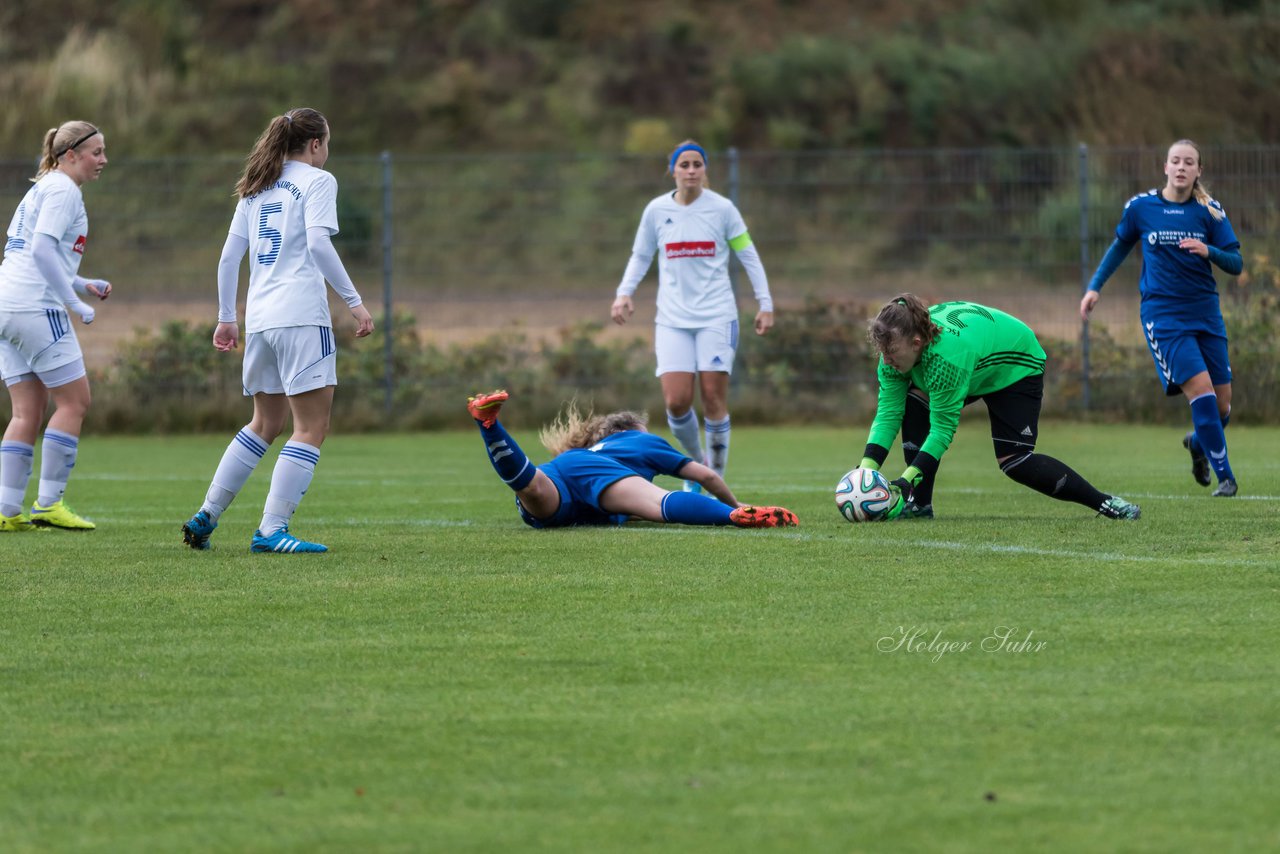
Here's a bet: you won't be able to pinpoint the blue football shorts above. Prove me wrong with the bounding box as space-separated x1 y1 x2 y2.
516 450 637 528
1141 316 1231 396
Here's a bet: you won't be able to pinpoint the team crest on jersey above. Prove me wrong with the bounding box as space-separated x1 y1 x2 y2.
72 235 86 255
665 241 715 259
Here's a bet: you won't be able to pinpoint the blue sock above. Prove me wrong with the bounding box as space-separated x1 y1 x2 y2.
1190 393 1234 482
660 491 734 525
1186 406 1230 455
478 420 535 491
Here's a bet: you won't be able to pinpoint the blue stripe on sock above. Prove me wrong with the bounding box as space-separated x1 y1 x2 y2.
280 444 320 465
1 442 35 457
43 430 79 450
234 430 267 457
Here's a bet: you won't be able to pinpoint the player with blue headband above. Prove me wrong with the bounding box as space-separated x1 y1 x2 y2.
611 139 776 493
668 143 707 173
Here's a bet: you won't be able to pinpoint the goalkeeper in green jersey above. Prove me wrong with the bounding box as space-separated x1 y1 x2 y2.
859 294 1141 521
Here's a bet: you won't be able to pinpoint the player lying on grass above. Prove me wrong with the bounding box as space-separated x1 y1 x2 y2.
860 294 1141 521
468 390 798 529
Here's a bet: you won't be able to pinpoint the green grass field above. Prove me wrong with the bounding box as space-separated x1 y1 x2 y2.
2 421 1277 852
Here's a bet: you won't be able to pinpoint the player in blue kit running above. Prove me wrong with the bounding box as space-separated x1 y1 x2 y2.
1080 139 1243 497
467 390 798 529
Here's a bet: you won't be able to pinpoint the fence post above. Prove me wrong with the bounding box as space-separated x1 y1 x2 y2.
1078 142 1092 411
381 150 394 416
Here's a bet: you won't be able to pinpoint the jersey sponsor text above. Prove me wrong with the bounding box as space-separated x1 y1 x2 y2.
665 241 716 259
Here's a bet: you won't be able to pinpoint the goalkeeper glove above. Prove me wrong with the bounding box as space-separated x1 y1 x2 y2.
889 465 924 503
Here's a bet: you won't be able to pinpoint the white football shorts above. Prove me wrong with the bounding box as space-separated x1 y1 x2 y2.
0 308 86 387
654 320 739 376
243 325 337 396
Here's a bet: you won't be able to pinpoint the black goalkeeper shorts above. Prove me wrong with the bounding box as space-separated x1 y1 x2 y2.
964 373 1044 458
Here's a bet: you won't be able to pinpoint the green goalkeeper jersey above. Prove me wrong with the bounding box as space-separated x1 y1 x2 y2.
866 301 1046 462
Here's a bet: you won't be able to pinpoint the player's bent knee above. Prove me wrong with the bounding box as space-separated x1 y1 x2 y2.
998 452 1030 474
517 471 561 519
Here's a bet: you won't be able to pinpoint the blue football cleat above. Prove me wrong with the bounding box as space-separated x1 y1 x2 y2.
250 527 328 554
182 510 217 550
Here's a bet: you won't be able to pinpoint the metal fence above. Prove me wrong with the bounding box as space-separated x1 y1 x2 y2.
2 145 1277 419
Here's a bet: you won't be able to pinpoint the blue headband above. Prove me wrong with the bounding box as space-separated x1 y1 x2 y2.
669 144 707 172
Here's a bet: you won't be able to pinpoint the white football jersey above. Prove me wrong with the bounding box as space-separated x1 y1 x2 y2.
0 171 88 311
230 159 341 333
629 188 747 327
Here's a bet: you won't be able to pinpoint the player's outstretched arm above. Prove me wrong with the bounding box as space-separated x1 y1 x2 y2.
680 460 740 507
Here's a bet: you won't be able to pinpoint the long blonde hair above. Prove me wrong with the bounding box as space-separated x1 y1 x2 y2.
1169 138 1225 222
539 401 649 456
32 120 100 181
234 107 328 198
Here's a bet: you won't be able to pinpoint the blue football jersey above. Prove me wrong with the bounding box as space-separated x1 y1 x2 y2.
1115 190 1240 314
588 430 692 481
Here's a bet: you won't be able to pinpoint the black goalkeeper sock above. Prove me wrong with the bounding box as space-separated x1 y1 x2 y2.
999 452 1109 511
901 390 929 466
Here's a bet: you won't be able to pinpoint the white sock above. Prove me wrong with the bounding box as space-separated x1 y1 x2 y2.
201 427 270 522
1 441 35 517
667 408 704 462
259 441 319 536
37 429 78 508
705 415 731 478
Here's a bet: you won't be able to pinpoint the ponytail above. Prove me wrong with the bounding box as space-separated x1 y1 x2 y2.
32 120 100 181
1192 181 1225 222
868 293 940 353
234 107 329 198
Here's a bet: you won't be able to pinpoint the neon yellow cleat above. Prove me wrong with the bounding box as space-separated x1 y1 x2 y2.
30 500 96 530
0 512 39 532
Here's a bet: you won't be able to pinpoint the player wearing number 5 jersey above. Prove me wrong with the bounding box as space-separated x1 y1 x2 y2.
1080 139 1243 497
858 294 1140 521
182 107 374 554
611 139 775 491
1 120 112 533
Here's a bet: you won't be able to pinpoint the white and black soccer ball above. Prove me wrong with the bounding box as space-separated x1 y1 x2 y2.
835 467 895 522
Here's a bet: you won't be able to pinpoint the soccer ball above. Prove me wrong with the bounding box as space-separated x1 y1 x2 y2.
835 467 895 522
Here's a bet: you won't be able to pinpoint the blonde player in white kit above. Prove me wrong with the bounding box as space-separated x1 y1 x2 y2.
0 121 112 533
182 108 373 554
611 139 775 490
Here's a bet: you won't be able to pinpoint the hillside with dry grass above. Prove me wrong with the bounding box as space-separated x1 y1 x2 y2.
2 0 1277 157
